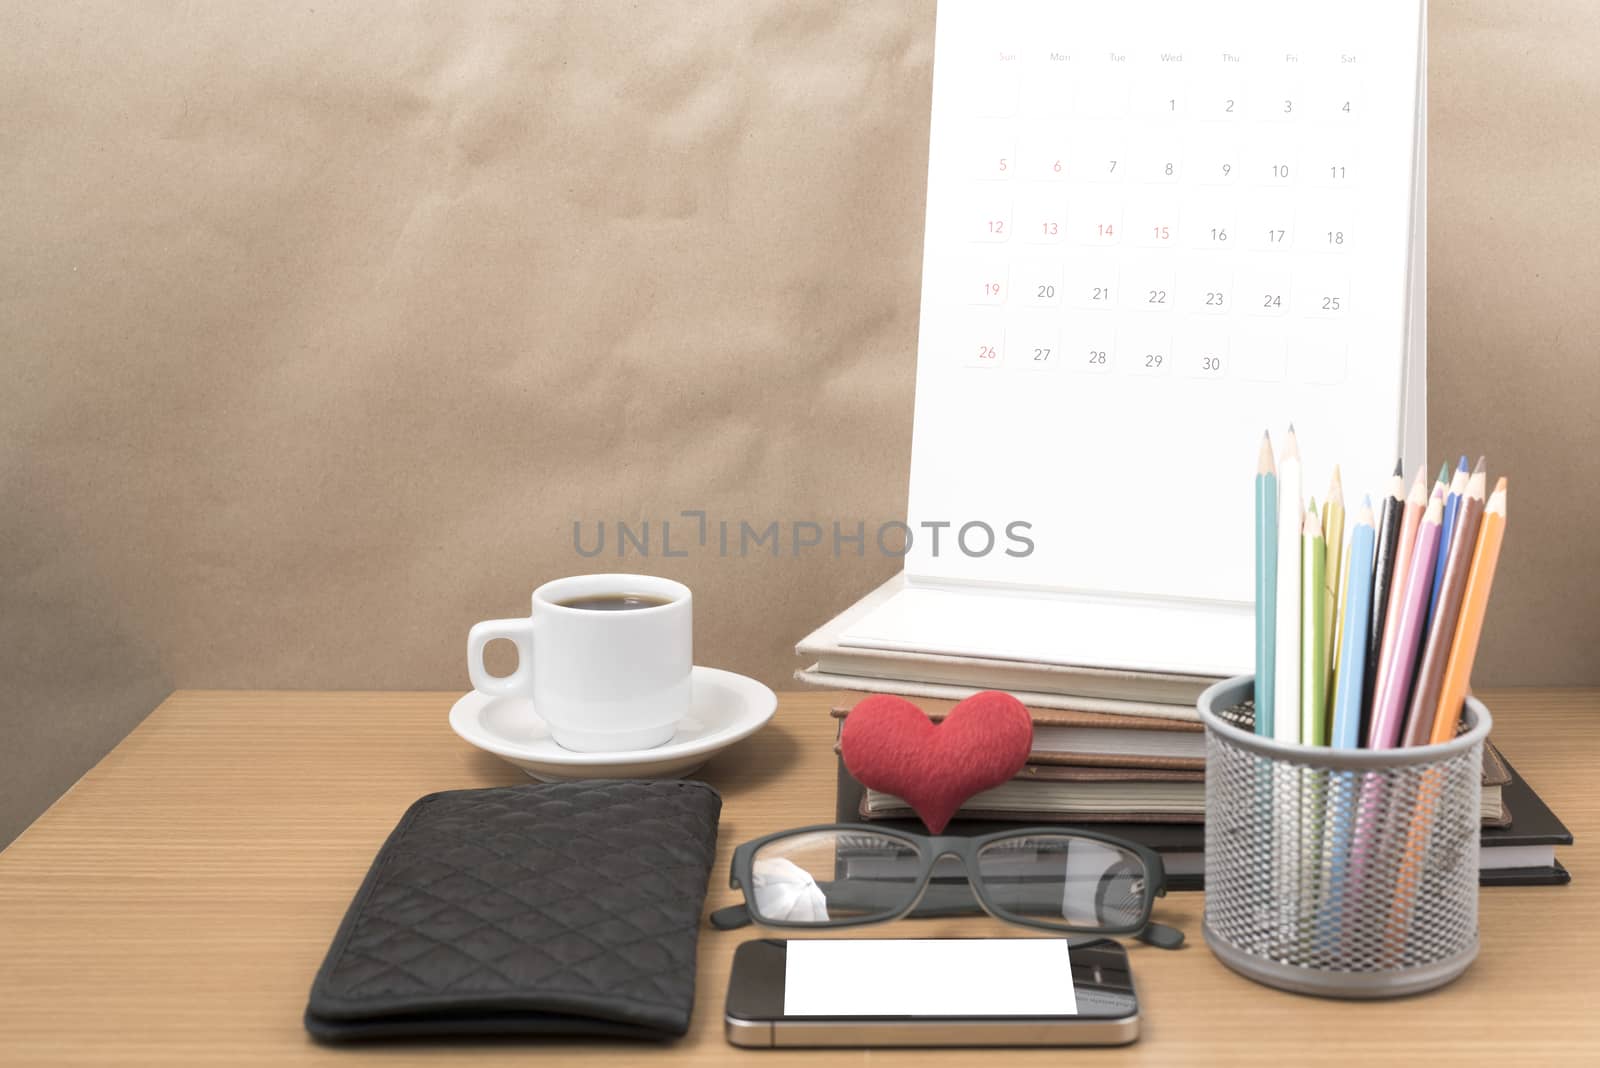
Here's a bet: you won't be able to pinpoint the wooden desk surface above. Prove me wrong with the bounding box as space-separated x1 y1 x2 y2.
0 689 1594 1065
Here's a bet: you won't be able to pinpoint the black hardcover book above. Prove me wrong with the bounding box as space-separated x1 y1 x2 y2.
1479 752 1573 887
834 751 1572 891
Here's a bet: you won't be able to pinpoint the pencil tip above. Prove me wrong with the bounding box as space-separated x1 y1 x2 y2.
1457 455 1469 471
1257 433 1276 473
1392 458 1404 476
1436 461 1450 484
1489 477 1508 512
1473 455 1487 474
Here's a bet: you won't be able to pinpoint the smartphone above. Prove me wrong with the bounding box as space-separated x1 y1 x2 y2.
724 937 1138 1048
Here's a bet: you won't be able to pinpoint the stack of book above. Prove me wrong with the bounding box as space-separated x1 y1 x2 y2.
826 699 1569 888
798 574 1222 718
829 698 1208 824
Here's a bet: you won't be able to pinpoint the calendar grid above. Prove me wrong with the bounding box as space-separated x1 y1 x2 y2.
905 0 1424 607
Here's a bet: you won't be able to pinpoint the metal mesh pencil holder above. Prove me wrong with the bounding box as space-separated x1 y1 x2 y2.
1198 675 1491 999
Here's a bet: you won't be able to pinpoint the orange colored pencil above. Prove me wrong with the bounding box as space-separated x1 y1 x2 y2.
1429 478 1508 743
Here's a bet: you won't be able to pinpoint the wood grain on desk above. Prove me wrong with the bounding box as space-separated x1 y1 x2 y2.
0 689 1595 1066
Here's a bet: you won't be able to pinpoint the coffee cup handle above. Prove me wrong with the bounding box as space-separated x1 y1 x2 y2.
467 618 535 697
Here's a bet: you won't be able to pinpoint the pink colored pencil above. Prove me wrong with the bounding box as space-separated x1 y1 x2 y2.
1366 491 1445 749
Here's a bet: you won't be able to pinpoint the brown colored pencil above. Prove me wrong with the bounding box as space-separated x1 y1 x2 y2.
1400 461 1486 746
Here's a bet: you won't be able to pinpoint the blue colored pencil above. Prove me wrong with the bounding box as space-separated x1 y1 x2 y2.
1255 432 1277 736
1426 456 1469 631
1330 502 1376 748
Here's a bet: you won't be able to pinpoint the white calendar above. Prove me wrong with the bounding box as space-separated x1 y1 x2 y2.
844 0 1426 677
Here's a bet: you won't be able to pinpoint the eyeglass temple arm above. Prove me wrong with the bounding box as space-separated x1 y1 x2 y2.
897 884 1184 948
709 903 753 930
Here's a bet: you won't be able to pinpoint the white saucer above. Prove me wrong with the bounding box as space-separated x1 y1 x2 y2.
449 666 777 781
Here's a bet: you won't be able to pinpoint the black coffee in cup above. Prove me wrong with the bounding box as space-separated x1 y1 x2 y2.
556 593 674 612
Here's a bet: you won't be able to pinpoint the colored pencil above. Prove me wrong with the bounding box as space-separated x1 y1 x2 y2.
1368 490 1445 749
1330 502 1375 748
1273 427 1302 745
1327 536 1352 728
1429 478 1509 744
1427 456 1470 627
1300 502 1328 746
1369 466 1427 733
1321 465 1345 693
1402 461 1486 746
1255 432 1278 736
1362 461 1405 736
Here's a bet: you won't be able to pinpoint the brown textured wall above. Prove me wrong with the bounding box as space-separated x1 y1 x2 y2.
3 2 1597 846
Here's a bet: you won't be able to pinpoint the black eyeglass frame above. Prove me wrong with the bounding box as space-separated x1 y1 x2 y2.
711 823 1181 948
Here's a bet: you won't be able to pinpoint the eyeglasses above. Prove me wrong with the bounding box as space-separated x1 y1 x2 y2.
709 824 1184 949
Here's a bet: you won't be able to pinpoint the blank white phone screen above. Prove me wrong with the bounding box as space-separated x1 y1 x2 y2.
783 939 1077 1017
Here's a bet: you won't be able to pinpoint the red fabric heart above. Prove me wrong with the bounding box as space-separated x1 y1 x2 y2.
839 692 1033 833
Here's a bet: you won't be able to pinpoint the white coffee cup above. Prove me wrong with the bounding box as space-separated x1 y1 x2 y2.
467 573 692 753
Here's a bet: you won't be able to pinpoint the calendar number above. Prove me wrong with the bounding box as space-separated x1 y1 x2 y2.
1148 289 1167 304
1330 165 1346 179
988 220 1006 234
1037 284 1056 299
1211 227 1228 242
1263 295 1282 309
1225 99 1235 113
1205 291 1225 306
1032 347 1051 362
1152 225 1170 241
1041 221 1058 236
1097 224 1115 237
1087 350 1108 365
1145 353 1164 368
1108 160 1119 174
1272 163 1291 179
977 345 998 360
1221 163 1232 177
1322 296 1341 311
1091 286 1112 302
1203 356 1222 371
1327 230 1344 245
1283 99 1294 114
998 157 1009 172
1053 159 1063 173
1267 229 1286 244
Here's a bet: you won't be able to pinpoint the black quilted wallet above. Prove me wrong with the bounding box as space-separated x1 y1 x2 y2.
305 779 722 1042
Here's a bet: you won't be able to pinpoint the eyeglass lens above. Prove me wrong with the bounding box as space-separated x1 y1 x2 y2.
749 830 922 925
975 834 1148 929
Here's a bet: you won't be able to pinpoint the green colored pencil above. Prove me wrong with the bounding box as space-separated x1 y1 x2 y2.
1301 501 1328 746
